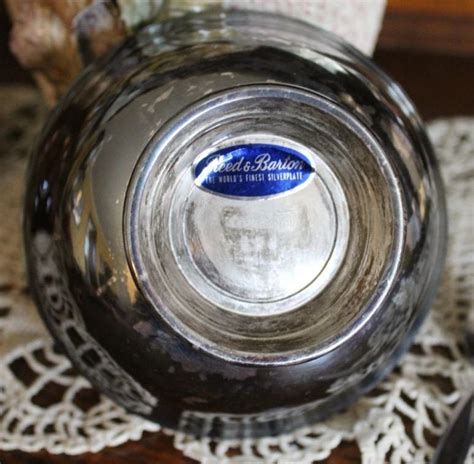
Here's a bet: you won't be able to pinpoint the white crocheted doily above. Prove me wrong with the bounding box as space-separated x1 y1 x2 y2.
0 85 473 464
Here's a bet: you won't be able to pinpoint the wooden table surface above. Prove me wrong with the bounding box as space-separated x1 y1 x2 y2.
1 2 473 463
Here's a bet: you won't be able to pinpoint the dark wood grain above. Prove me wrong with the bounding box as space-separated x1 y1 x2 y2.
380 0 474 55
374 49 474 120
0 433 198 464
379 11 474 56
0 435 365 464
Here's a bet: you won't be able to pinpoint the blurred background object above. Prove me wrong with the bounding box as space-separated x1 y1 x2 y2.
1 0 473 117
3 0 165 103
380 0 474 55
3 0 386 104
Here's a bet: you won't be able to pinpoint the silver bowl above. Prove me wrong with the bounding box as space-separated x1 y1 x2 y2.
24 10 447 438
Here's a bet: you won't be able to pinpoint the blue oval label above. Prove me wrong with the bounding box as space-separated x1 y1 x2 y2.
194 144 314 198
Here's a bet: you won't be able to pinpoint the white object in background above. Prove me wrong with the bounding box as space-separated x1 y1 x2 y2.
168 0 387 55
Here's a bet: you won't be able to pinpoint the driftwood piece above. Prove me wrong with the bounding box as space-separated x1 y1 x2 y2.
6 0 164 105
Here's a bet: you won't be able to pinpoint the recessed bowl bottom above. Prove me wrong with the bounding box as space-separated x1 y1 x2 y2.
171 134 349 316
125 84 402 366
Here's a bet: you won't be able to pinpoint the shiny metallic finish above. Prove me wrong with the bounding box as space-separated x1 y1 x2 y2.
432 306 474 463
432 392 474 464
24 10 447 438
466 308 474 365
125 84 401 365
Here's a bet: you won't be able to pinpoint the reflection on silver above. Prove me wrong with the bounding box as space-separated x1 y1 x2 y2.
125 86 400 364
172 134 349 311
31 232 158 415
24 9 447 438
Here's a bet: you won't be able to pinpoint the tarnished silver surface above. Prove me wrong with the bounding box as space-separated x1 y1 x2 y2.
24 9 447 437
125 84 400 364
432 392 474 464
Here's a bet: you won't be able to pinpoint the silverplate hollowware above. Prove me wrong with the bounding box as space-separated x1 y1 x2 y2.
432 311 474 464
432 392 474 464
24 10 447 438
